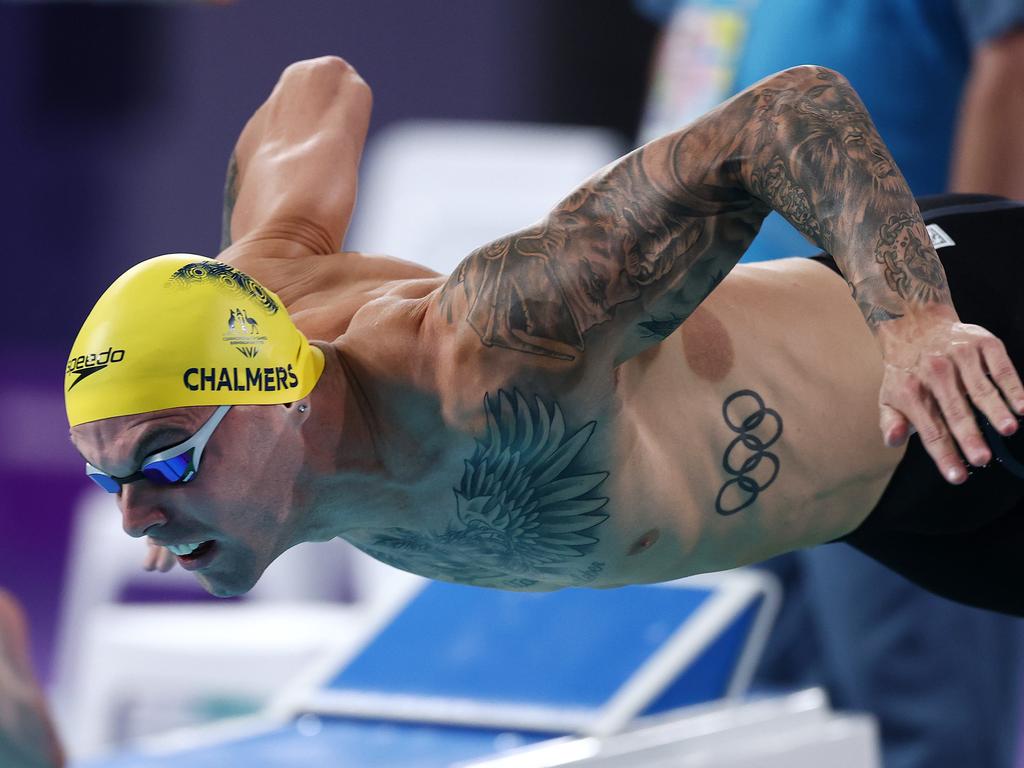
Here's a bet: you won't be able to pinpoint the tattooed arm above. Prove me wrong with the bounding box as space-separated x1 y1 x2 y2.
728 67 1023 482
440 65 1024 483
219 153 240 251
442 65 933 365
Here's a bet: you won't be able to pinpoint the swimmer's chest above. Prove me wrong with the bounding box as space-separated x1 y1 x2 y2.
340 458 682 592
346 530 613 591
337 259 881 586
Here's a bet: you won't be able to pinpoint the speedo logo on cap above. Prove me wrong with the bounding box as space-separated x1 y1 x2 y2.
66 347 126 390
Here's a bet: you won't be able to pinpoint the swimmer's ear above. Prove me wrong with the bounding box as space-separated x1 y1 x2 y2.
285 400 311 421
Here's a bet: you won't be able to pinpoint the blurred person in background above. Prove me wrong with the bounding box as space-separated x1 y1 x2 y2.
0 591 64 768
635 1 1024 767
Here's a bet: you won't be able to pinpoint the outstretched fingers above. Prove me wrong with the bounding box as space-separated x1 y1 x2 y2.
880 328 1024 485
879 402 913 447
924 352 992 470
979 337 1024 419
885 367 970 483
143 538 177 573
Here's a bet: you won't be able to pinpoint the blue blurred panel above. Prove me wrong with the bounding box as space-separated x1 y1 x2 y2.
642 598 762 715
330 582 711 709
82 718 553 768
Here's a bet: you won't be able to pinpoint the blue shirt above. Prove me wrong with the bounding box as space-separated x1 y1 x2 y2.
637 0 1024 260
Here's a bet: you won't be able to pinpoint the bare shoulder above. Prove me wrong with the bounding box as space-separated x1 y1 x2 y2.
219 244 442 341
420 277 618 437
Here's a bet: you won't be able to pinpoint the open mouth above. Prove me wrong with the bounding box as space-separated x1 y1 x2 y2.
169 540 217 569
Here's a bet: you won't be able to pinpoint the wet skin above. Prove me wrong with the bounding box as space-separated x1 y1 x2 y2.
70 59 1024 595
71 402 318 597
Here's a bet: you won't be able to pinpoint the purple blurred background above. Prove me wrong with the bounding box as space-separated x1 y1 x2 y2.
0 0 657 684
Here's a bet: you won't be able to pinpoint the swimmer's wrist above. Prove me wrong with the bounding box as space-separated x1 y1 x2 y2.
843 238 957 336
872 303 962 354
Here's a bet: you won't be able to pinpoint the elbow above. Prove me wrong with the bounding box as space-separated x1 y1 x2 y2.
282 55 359 79
750 65 862 135
767 64 853 92
279 55 373 102
785 63 845 78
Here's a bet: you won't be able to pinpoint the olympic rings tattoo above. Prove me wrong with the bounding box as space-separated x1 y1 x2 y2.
715 389 783 516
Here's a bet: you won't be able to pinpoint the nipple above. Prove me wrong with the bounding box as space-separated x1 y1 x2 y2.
627 528 661 556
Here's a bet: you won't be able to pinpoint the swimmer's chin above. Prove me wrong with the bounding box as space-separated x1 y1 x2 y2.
195 573 259 598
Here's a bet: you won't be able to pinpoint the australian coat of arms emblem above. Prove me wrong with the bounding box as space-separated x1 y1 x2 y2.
222 307 268 358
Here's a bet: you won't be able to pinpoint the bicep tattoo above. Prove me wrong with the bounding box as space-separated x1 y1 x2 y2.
220 152 240 251
440 146 762 361
741 67 952 328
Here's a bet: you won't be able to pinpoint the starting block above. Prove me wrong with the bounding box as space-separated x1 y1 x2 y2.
83 569 780 767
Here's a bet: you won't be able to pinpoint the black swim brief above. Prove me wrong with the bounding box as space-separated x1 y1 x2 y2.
810 193 1024 615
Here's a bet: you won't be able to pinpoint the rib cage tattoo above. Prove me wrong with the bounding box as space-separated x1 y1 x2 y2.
360 391 609 588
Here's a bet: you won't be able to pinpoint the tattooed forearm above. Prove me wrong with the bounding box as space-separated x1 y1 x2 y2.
851 283 904 326
220 152 240 251
715 390 782 516
873 212 951 304
740 67 952 329
639 314 687 341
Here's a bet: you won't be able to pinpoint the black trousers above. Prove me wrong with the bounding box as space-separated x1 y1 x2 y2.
813 194 1024 615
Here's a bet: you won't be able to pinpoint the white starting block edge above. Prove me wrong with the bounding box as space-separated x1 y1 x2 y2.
123 713 289 758
455 688 879 768
265 568 781 737
111 570 782 761
453 689 831 767
108 688 880 768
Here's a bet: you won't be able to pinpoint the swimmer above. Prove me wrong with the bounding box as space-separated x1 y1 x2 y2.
63 57 1024 615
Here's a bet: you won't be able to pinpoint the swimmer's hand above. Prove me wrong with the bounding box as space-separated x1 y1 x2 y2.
877 311 1024 484
0 591 65 768
143 537 177 573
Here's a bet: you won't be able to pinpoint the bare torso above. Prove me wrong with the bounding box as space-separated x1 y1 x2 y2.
232 248 905 591
183 58 1019 599
207 60 999 593
607 257 903 581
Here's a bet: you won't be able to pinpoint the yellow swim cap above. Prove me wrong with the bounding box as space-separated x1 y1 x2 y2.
65 254 324 427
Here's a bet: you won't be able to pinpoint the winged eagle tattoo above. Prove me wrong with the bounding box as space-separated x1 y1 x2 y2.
361 390 610 587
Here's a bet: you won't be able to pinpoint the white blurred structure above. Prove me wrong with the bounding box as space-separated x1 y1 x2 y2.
79 570 800 766
52 488 423 760
346 120 625 273
460 689 881 768
53 119 625 761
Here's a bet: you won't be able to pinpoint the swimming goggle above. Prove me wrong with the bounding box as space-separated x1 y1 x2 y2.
85 405 231 493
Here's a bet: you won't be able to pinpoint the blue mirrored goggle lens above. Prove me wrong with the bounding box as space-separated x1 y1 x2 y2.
84 448 199 493
140 451 195 484
88 472 123 493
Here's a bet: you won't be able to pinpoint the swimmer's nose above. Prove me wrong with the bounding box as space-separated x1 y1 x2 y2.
119 485 169 538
